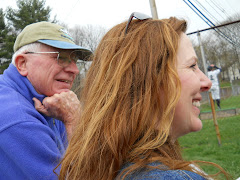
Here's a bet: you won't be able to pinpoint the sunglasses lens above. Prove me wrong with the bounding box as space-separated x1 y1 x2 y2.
133 12 151 20
125 12 152 34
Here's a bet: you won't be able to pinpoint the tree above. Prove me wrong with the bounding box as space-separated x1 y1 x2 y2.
5 0 55 31
67 24 106 95
0 9 6 42
192 14 240 81
69 24 107 52
0 0 55 73
0 9 8 59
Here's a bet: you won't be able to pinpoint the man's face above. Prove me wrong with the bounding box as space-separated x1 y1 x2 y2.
23 45 79 96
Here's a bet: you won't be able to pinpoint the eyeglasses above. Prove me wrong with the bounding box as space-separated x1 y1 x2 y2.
25 50 85 67
125 12 152 34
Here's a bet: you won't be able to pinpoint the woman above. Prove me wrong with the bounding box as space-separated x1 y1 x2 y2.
58 13 230 179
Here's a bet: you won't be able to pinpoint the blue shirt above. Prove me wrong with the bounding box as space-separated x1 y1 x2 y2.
117 162 206 180
0 64 67 180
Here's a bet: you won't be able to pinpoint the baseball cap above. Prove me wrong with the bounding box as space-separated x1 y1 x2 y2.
14 21 92 60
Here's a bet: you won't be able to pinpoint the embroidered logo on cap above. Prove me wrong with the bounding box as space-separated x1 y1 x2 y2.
59 28 74 42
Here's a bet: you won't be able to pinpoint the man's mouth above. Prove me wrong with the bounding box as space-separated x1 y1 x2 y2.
192 101 200 108
57 79 71 83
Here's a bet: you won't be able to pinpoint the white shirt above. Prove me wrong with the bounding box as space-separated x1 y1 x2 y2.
208 69 221 87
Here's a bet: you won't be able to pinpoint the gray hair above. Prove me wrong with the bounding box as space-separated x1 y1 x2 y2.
12 42 42 66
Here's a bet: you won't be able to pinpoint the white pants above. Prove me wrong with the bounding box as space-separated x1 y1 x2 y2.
210 86 220 100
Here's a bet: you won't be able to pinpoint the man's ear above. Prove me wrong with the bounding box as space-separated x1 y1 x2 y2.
15 55 28 76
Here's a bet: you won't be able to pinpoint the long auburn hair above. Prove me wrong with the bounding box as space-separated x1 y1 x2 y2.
58 17 230 180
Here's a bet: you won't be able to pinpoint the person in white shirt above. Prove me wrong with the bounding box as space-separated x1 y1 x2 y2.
207 64 221 109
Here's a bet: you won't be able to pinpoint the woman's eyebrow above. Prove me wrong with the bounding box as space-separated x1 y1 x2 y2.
187 56 198 63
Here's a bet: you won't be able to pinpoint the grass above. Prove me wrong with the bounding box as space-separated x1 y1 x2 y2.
179 115 240 179
219 80 240 88
220 81 231 88
200 94 240 112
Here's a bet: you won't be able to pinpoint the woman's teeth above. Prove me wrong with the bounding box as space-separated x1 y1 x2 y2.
193 101 200 107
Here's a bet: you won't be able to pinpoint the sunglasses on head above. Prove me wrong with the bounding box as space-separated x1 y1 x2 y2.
125 12 152 34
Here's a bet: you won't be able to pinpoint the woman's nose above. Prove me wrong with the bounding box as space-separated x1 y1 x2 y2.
200 70 212 92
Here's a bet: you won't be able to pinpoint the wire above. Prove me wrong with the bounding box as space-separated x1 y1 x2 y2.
64 0 81 22
185 0 215 26
201 0 235 42
183 0 212 27
204 0 226 21
221 0 239 16
183 0 240 47
209 0 230 19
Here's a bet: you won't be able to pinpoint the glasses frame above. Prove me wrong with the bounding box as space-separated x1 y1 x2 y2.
125 12 152 34
25 50 81 67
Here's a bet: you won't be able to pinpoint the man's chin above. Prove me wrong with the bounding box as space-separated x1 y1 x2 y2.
50 89 70 96
57 89 70 93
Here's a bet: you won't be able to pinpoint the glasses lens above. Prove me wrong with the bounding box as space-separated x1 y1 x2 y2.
57 50 92 67
69 50 80 62
58 52 71 67
125 12 152 34
133 12 151 20
70 50 91 61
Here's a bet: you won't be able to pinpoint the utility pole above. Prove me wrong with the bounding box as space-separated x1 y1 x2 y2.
197 32 208 74
149 0 158 19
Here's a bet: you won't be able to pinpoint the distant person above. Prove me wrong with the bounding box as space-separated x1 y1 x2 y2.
58 13 229 179
0 21 91 179
208 64 221 109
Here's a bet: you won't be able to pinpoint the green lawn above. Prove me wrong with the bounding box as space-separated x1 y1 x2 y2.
219 80 240 88
201 94 240 112
179 115 240 180
220 81 231 88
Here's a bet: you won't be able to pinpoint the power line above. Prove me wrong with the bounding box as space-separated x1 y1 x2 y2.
202 0 235 42
187 20 240 35
64 0 81 22
185 0 216 26
204 0 226 21
209 0 231 19
183 0 213 27
183 0 239 47
221 0 239 16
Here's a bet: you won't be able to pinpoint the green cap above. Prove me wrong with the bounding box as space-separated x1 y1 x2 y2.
14 21 92 59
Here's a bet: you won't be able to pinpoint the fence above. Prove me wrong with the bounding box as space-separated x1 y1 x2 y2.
200 82 240 119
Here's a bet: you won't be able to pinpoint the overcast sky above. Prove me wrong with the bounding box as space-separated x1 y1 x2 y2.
1 0 240 33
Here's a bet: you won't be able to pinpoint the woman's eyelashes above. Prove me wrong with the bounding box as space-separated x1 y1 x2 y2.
190 63 197 70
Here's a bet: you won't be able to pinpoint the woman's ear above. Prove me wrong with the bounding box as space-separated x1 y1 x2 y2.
15 55 28 76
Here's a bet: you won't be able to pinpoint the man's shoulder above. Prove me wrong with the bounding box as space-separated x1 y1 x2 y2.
213 69 221 74
0 87 33 113
0 89 43 132
208 70 220 77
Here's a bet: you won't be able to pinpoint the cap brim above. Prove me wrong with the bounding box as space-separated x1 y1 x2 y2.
38 39 92 61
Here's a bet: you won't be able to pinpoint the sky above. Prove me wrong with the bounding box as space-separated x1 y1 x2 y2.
1 0 240 34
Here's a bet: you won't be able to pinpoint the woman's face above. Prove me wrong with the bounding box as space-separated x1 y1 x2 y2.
171 33 212 139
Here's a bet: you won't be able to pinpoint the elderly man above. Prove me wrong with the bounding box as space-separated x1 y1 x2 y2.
0 22 91 179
